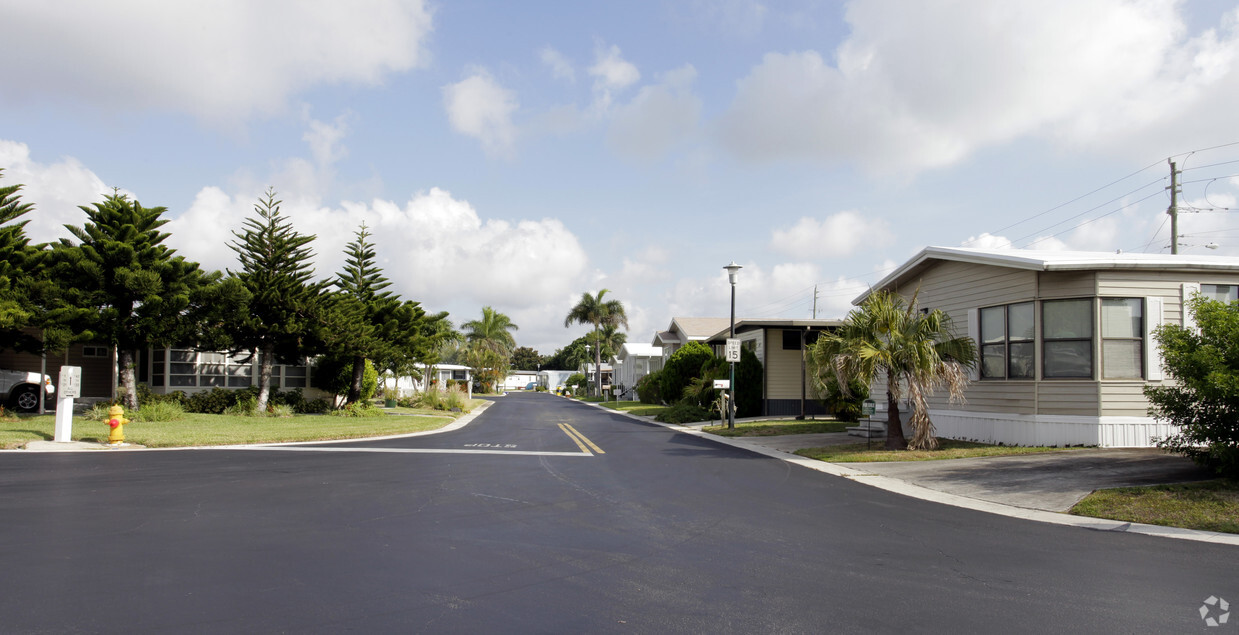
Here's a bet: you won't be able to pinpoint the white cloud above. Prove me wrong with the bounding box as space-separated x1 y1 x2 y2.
770 210 893 259
589 43 641 112
443 69 520 158
607 65 702 160
540 46 575 82
0 140 114 243
717 0 1239 174
302 109 354 168
0 1 433 123
961 233 1014 250
659 262 865 322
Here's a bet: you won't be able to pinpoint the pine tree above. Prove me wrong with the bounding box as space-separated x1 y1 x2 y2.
227 188 327 412
54 191 213 409
333 224 401 403
0 168 39 352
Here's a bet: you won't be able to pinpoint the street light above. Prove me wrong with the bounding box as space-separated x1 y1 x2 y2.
724 262 742 429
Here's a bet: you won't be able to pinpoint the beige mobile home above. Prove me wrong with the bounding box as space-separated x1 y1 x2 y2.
860 247 1239 447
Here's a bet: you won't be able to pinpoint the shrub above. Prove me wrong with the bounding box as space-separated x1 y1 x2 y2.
443 386 469 411
566 373 587 395
185 388 239 414
296 398 331 414
637 371 662 404
330 401 384 417
654 403 711 424
223 395 258 417
133 401 185 422
659 342 714 404
268 404 294 418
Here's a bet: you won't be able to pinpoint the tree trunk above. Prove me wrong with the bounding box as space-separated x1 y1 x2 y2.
347 355 366 404
119 348 139 411
884 371 908 451
256 343 274 413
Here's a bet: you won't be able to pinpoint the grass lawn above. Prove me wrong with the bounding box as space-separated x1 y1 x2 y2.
703 420 850 437
796 438 1089 463
1069 479 1239 534
599 401 670 417
0 406 469 449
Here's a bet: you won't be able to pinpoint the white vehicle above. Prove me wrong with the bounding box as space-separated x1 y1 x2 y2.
1 369 55 413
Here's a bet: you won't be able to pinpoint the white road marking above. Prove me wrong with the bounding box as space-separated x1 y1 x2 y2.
204 446 591 457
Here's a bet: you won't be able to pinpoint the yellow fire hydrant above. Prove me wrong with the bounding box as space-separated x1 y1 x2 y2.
106 404 129 446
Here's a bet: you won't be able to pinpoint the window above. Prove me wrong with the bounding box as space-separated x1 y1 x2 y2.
979 302 1034 379
1202 284 1239 302
1101 298 1143 379
82 345 108 358
782 330 801 350
1042 299 1093 378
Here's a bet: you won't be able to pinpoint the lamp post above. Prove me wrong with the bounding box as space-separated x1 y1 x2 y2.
724 262 742 429
585 344 592 396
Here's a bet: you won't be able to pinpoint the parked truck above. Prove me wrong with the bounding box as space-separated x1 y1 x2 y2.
1 369 55 413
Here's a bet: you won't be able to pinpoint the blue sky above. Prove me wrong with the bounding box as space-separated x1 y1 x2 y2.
3 0 1239 353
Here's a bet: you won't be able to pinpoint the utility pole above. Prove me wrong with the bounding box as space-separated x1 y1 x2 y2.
812 285 818 319
1168 159 1180 255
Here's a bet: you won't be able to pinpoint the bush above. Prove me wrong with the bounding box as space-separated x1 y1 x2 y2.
223 395 258 417
654 403 712 424
133 401 185 422
268 404 294 418
637 370 662 404
1147 295 1239 478
566 373 587 395
659 342 714 404
296 398 331 414
330 401 384 417
185 388 239 414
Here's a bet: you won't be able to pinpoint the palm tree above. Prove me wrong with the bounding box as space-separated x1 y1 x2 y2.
807 289 976 450
564 289 628 397
462 306 518 392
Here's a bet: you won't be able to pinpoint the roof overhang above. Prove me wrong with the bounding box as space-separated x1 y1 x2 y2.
855 246 1239 304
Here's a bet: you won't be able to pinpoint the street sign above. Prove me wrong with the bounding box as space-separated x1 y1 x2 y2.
58 366 81 399
861 399 876 416
724 338 741 362
713 379 730 390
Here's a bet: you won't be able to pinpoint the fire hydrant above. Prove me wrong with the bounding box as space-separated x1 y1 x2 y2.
106 404 129 446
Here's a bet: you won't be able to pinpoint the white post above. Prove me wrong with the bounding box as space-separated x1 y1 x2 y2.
53 366 81 443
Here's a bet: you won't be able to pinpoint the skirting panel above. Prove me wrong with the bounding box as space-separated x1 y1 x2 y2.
921 410 1177 448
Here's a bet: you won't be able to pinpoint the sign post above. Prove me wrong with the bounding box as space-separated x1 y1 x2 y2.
54 366 81 443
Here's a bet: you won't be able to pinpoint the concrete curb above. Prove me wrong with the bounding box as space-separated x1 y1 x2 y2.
578 400 1239 547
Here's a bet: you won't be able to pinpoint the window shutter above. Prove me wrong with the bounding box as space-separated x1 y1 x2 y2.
1145 297 1164 381
967 308 979 381
1181 282 1200 331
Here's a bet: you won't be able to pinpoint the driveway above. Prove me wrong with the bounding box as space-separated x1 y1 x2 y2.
743 432 1213 512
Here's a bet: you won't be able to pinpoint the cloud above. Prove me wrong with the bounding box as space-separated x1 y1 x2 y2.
443 69 520 158
660 261 866 321
302 109 354 168
0 1 433 123
694 0 768 38
770 210 893 259
607 65 702 160
0 140 114 243
961 233 1014 250
717 0 1239 174
589 43 641 112
540 46 575 82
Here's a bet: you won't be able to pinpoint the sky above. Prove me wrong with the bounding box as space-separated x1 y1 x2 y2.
3 0 1239 355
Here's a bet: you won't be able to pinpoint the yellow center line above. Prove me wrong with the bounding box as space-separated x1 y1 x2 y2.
559 423 605 455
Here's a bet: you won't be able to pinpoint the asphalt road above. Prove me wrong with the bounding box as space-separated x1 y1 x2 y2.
0 393 1234 633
